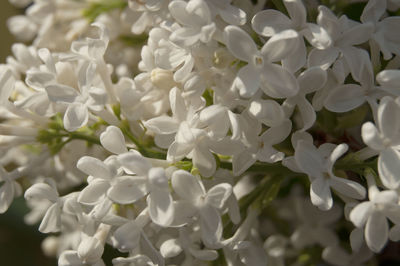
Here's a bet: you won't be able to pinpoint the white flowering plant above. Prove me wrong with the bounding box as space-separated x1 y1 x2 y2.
1 0 400 265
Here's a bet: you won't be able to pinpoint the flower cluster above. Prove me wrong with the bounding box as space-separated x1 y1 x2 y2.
1 0 400 265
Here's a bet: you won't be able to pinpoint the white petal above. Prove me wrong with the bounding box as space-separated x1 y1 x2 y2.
260 64 299 98
64 103 88 132
169 87 186 121
219 4 246 26
295 141 324 178
171 170 204 200
361 0 386 23
78 236 104 264
330 176 366 200
45 84 79 103
327 144 348 171
189 248 218 261
206 183 232 209
100 126 127 154
112 221 141 252
297 98 316 131
350 201 374 228
232 151 257 176
337 23 374 47
361 122 385 151
0 181 14 213
199 205 223 248
148 190 174 227
58 251 82 266
377 70 400 88
310 177 333 211
302 23 332 49
24 182 58 202
251 9 291 36
365 211 389 252
284 0 306 27
224 25 257 62
160 239 182 258
144 116 179 135
298 67 327 94
234 64 261 98
261 29 299 62
107 176 148 204
117 152 151 176
39 202 61 233
192 145 216 178
77 156 113 179
78 179 109 205
282 38 307 72
325 84 365 113
307 47 339 70
377 97 400 141
378 148 400 189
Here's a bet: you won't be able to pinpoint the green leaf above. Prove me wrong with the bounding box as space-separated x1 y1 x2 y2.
82 0 128 22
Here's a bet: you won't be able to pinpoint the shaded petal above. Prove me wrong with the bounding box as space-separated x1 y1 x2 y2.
78 179 109 205
302 23 332 49
350 201 374 228
378 148 400 189
325 84 365 113
206 183 232 209
189 248 218 261
377 97 400 141
298 67 327 94
77 156 113 179
365 211 389 252
45 84 79 103
330 176 366 200
64 103 88 132
100 126 127 154
219 4 246 26
24 182 58 202
261 64 299 98
307 47 339 70
361 122 385 151
310 177 333 211
224 25 257 62
144 116 179 135
117 152 151 176
234 64 260 98
337 23 374 47
171 170 204 200
112 221 141 252
295 141 324 178
107 176 148 204
0 181 14 213
251 9 291 36
192 145 216 178
261 29 299 62
199 205 222 248
148 190 174 227
39 202 61 233
284 0 306 27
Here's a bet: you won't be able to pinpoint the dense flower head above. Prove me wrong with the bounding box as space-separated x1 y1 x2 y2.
1 0 400 265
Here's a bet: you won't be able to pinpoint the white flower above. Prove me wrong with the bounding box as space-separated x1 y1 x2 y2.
24 180 62 233
349 174 400 252
252 0 332 71
292 137 366 210
171 170 233 248
169 0 216 46
224 25 300 98
361 96 400 189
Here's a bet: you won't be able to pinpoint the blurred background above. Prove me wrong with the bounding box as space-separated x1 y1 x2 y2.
0 3 57 265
